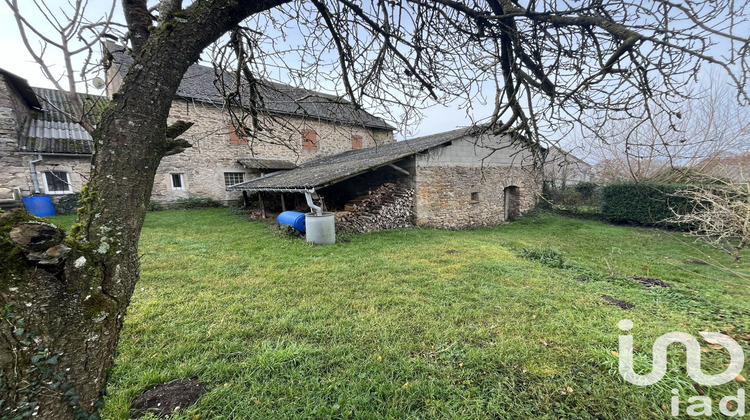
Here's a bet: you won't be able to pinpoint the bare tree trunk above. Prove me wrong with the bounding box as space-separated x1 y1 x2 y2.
0 1 290 418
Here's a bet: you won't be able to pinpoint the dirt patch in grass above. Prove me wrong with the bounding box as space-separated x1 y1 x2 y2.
131 378 206 419
601 295 635 310
629 276 670 288
683 259 709 265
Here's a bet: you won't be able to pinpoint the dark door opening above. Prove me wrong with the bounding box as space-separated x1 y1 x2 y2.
504 186 521 222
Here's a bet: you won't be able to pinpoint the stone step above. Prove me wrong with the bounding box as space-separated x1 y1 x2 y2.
0 200 23 211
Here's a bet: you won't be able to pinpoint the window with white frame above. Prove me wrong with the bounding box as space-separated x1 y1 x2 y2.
223 172 245 189
42 171 72 194
170 173 185 190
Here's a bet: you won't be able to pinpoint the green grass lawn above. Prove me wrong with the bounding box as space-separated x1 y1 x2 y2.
53 209 750 419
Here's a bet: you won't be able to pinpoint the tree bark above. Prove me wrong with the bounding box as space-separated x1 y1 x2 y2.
1 1 290 418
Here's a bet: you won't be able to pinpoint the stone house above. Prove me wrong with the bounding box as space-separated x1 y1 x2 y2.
0 69 99 208
0 52 394 207
230 126 541 230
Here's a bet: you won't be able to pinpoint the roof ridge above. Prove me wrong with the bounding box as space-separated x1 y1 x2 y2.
109 50 394 130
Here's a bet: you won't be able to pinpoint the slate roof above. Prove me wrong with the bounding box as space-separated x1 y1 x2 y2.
110 51 394 130
18 88 106 155
236 157 297 170
228 127 477 191
0 68 42 110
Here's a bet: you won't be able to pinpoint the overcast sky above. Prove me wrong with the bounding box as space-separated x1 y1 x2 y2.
0 1 495 141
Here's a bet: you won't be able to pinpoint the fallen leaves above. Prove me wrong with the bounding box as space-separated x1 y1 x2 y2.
539 339 552 348
559 386 574 395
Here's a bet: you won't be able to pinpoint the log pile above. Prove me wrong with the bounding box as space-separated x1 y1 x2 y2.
335 183 415 233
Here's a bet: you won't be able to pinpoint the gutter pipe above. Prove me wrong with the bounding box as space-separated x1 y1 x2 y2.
304 188 323 216
29 153 43 194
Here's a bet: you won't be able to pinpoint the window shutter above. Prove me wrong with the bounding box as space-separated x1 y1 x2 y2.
229 122 249 145
351 135 363 150
302 129 317 150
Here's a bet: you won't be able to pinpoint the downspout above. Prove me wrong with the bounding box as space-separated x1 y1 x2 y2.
305 188 322 216
29 153 43 194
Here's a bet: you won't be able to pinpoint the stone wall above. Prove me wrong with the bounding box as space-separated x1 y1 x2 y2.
1 90 393 205
0 74 32 199
153 99 394 204
414 135 540 228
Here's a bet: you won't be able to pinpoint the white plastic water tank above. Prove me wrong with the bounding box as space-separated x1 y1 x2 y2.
305 212 335 244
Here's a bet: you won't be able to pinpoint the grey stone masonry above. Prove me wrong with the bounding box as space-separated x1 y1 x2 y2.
414 135 539 228
0 74 31 199
152 99 394 204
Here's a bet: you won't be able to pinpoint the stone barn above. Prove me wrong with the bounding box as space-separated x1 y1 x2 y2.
229 126 541 230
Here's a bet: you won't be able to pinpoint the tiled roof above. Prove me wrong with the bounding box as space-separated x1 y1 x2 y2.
236 157 297 170
228 127 477 191
110 51 394 131
18 88 106 155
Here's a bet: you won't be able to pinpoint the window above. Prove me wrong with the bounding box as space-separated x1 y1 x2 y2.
351 134 363 150
471 192 480 202
43 171 72 194
224 172 245 189
301 129 317 150
170 173 185 190
228 122 249 145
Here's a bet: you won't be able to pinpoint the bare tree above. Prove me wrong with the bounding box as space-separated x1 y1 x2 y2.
669 176 750 263
3 0 121 132
1 0 749 418
583 74 750 182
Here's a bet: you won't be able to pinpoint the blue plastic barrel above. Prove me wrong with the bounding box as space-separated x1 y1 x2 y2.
23 195 56 217
277 211 306 232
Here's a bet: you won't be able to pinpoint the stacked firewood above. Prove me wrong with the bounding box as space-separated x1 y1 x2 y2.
335 183 415 233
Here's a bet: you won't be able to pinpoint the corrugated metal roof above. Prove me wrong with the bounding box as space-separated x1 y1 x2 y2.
18 88 106 155
111 51 395 131
229 127 476 191
236 157 297 170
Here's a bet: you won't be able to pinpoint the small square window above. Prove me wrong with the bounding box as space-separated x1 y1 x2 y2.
224 172 245 189
351 134 363 150
471 192 479 202
302 129 317 150
43 171 72 194
170 173 185 190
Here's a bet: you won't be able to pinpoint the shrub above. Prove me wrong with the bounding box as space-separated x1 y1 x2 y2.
171 198 223 209
55 193 82 215
547 187 583 207
147 201 164 212
600 182 692 227
574 182 599 204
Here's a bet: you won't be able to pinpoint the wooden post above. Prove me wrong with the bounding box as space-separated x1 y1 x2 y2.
280 193 286 212
258 192 266 219
242 191 250 208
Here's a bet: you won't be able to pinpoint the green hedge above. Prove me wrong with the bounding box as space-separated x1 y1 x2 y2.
600 182 692 227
